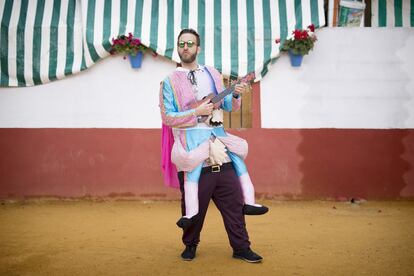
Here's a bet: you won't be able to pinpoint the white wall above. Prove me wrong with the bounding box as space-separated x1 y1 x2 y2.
0 54 175 128
1 28 413 129
261 28 414 129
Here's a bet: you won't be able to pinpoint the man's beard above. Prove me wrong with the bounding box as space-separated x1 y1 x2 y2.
178 51 197 64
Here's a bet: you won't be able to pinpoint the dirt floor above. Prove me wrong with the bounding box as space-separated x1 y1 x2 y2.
0 199 413 276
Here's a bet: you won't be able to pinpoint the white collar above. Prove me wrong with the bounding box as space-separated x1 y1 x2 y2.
176 64 205 72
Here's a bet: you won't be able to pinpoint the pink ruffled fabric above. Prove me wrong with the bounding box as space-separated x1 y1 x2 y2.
218 133 248 160
172 140 210 171
161 124 179 189
171 133 248 171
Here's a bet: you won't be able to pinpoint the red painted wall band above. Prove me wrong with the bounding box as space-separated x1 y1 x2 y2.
1 128 413 199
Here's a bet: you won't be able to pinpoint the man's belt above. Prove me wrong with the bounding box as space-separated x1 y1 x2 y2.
201 162 233 174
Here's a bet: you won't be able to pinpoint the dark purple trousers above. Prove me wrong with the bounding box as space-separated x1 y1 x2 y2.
178 163 251 251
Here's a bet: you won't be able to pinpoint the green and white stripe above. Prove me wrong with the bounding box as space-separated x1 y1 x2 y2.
372 0 414 27
0 0 325 87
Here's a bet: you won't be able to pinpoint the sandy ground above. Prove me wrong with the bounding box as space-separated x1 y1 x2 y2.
0 199 413 276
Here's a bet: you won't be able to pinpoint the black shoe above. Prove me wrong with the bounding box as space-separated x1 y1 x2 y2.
243 204 269 215
176 214 199 230
181 245 197 261
233 247 263 263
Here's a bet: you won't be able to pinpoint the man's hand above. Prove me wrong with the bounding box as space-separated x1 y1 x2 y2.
195 100 214 116
209 139 227 166
233 83 249 97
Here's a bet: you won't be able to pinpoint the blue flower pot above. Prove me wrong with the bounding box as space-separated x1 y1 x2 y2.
128 51 143 68
288 50 303 67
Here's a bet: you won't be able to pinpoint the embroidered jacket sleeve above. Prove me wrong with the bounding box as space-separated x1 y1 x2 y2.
159 78 197 128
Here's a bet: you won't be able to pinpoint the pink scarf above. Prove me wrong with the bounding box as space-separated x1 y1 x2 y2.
161 123 180 188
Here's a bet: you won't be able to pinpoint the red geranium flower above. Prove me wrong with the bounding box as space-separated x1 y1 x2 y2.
277 25 318 56
293 29 302 40
308 24 315 32
300 30 309 39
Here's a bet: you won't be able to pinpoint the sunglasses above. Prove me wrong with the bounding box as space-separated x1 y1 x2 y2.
177 40 196 48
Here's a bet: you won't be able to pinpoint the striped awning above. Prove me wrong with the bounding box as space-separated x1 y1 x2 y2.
371 0 414 27
0 0 325 87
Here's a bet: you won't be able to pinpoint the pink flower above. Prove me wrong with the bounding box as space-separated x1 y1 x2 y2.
110 33 147 56
131 38 141 46
128 32 133 42
275 38 281 44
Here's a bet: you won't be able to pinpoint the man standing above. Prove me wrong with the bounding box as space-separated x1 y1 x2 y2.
159 28 263 263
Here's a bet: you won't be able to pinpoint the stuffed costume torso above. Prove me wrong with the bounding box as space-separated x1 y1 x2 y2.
159 65 248 183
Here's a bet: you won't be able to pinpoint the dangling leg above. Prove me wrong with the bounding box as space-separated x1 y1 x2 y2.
171 135 209 230
228 152 269 215
239 173 260 206
239 172 269 215
176 165 203 230
183 181 199 218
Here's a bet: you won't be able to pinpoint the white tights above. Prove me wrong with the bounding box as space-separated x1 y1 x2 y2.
183 172 260 218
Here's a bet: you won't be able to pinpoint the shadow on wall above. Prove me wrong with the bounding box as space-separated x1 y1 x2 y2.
401 132 414 197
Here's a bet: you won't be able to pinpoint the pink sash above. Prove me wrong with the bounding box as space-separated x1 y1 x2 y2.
161 123 180 188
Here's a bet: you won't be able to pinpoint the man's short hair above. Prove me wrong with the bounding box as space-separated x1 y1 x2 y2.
177 28 200 46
